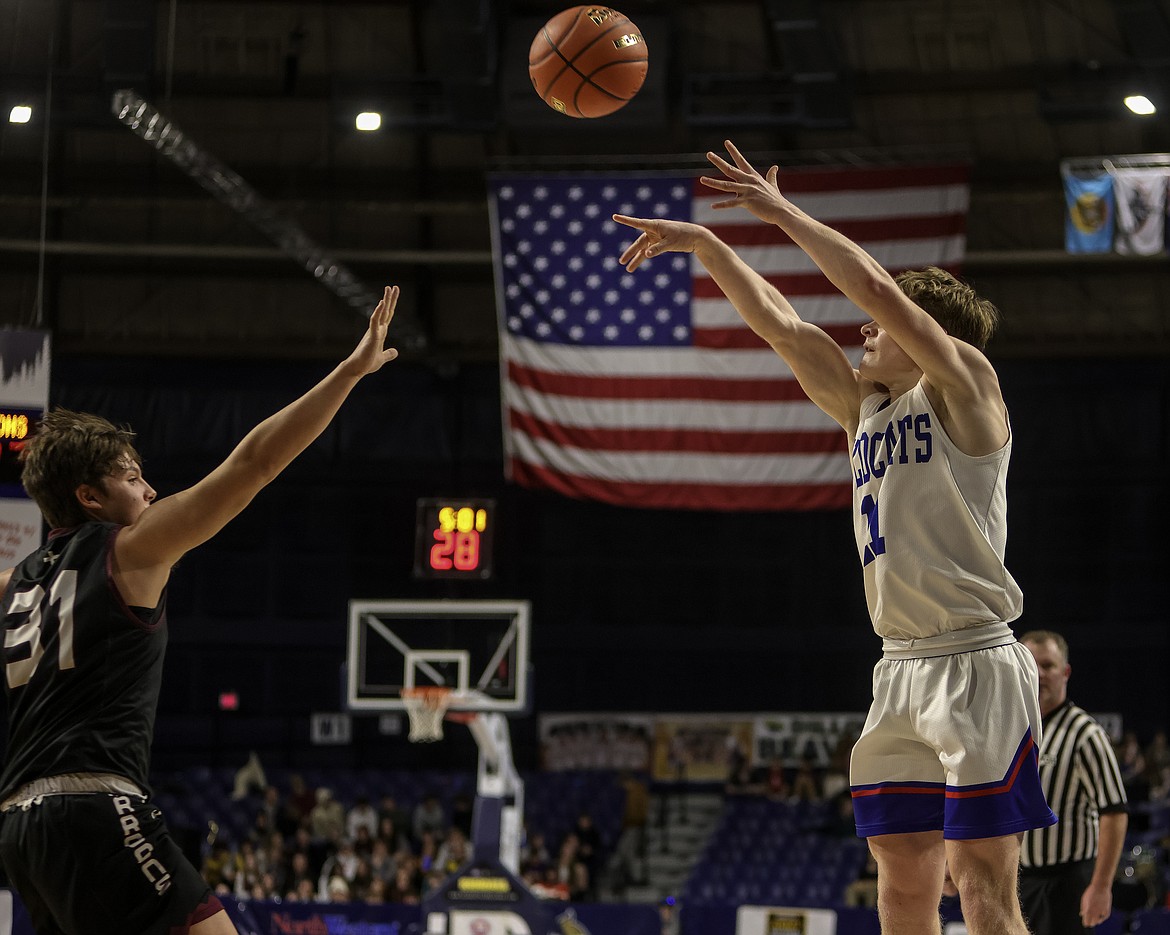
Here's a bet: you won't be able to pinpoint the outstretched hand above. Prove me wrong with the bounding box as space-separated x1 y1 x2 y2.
349 285 400 374
613 214 708 272
700 139 787 223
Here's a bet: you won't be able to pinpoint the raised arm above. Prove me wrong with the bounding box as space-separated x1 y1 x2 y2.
112 285 401 607
702 141 1008 454
614 215 861 432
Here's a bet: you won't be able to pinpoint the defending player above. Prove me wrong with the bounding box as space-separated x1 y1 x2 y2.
0 286 401 934
614 143 1055 935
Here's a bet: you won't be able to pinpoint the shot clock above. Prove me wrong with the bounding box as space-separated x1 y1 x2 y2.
413 498 495 580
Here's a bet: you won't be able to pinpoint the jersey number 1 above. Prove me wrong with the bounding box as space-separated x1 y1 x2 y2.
3 570 78 689
861 494 886 566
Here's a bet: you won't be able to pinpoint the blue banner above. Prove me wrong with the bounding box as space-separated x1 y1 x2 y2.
1063 169 1115 253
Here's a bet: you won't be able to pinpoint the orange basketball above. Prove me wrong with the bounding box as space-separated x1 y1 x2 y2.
528 6 648 118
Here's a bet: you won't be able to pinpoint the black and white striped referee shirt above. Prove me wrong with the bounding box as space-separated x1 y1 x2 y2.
1021 700 1128 868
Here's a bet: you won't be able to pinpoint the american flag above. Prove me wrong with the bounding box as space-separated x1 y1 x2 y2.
489 165 970 511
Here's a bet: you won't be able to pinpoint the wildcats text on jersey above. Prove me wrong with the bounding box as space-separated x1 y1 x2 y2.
851 410 933 487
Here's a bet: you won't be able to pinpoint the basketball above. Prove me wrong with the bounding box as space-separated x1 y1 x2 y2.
528 6 648 118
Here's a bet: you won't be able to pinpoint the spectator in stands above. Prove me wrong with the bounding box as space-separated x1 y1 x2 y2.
616 772 650 889
436 827 472 876
285 851 315 898
231 750 268 801
763 757 790 801
422 867 448 899
377 813 410 854
844 851 880 908
450 792 474 839
378 794 410 835
365 876 388 904
1146 731 1170 780
260 784 283 833
352 824 375 859
309 787 346 844
325 875 351 903
346 794 379 841
287 824 324 879
659 896 680 935
1117 731 1149 802
417 829 440 875
412 791 447 845
821 734 854 801
554 832 589 901
368 836 396 882
521 828 552 875
387 862 421 904
318 837 359 892
291 877 316 902
824 788 858 838
233 842 265 899
724 760 759 796
201 840 236 893
349 855 374 899
282 774 317 836
537 865 570 900
248 807 273 848
790 754 822 802
256 872 279 901
263 833 288 895
571 812 603 895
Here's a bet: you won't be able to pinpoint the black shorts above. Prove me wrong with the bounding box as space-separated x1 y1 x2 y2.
1019 860 1094 935
0 792 223 935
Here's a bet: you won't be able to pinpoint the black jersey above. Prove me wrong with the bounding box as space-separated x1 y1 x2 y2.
1 522 167 797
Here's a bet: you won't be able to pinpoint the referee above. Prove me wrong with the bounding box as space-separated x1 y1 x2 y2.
1019 630 1128 934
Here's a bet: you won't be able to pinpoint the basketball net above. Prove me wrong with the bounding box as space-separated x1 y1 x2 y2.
401 687 455 742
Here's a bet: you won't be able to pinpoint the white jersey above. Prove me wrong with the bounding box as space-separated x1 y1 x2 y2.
850 382 1023 640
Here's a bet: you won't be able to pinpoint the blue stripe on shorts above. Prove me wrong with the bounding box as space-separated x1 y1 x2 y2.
851 729 1057 840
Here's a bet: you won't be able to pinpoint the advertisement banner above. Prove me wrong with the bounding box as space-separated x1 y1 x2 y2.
752 713 869 769
737 905 838 935
652 716 755 783
539 713 653 771
0 329 50 565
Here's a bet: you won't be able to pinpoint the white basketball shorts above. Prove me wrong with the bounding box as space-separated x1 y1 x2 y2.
849 631 1057 840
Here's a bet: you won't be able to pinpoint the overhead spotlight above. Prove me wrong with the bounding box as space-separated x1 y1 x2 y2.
355 111 382 132
9 105 32 124
1124 95 1156 116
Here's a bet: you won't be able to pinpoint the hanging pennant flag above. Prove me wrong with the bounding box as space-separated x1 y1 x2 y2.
1062 168 1115 254
1112 167 1170 256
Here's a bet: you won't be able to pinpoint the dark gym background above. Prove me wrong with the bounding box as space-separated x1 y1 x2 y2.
2 0 1168 772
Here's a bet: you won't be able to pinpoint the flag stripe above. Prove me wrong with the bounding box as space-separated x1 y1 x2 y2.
713 237 966 276
507 382 839 432
507 359 817 402
695 295 869 327
509 430 853 485
707 213 968 246
693 323 862 350
510 409 845 455
510 458 854 511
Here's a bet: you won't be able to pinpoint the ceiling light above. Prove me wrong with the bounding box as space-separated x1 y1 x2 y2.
1124 95 1156 116
355 111 382 132
9 105 32 124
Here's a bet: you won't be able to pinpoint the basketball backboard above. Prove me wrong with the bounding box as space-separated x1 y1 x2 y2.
346 599 530 713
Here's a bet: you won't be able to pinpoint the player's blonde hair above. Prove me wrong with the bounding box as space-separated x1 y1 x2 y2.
895 267 1001 351
20 408 142 529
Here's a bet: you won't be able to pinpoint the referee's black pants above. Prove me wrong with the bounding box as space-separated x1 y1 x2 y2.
1019 859 1094 935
